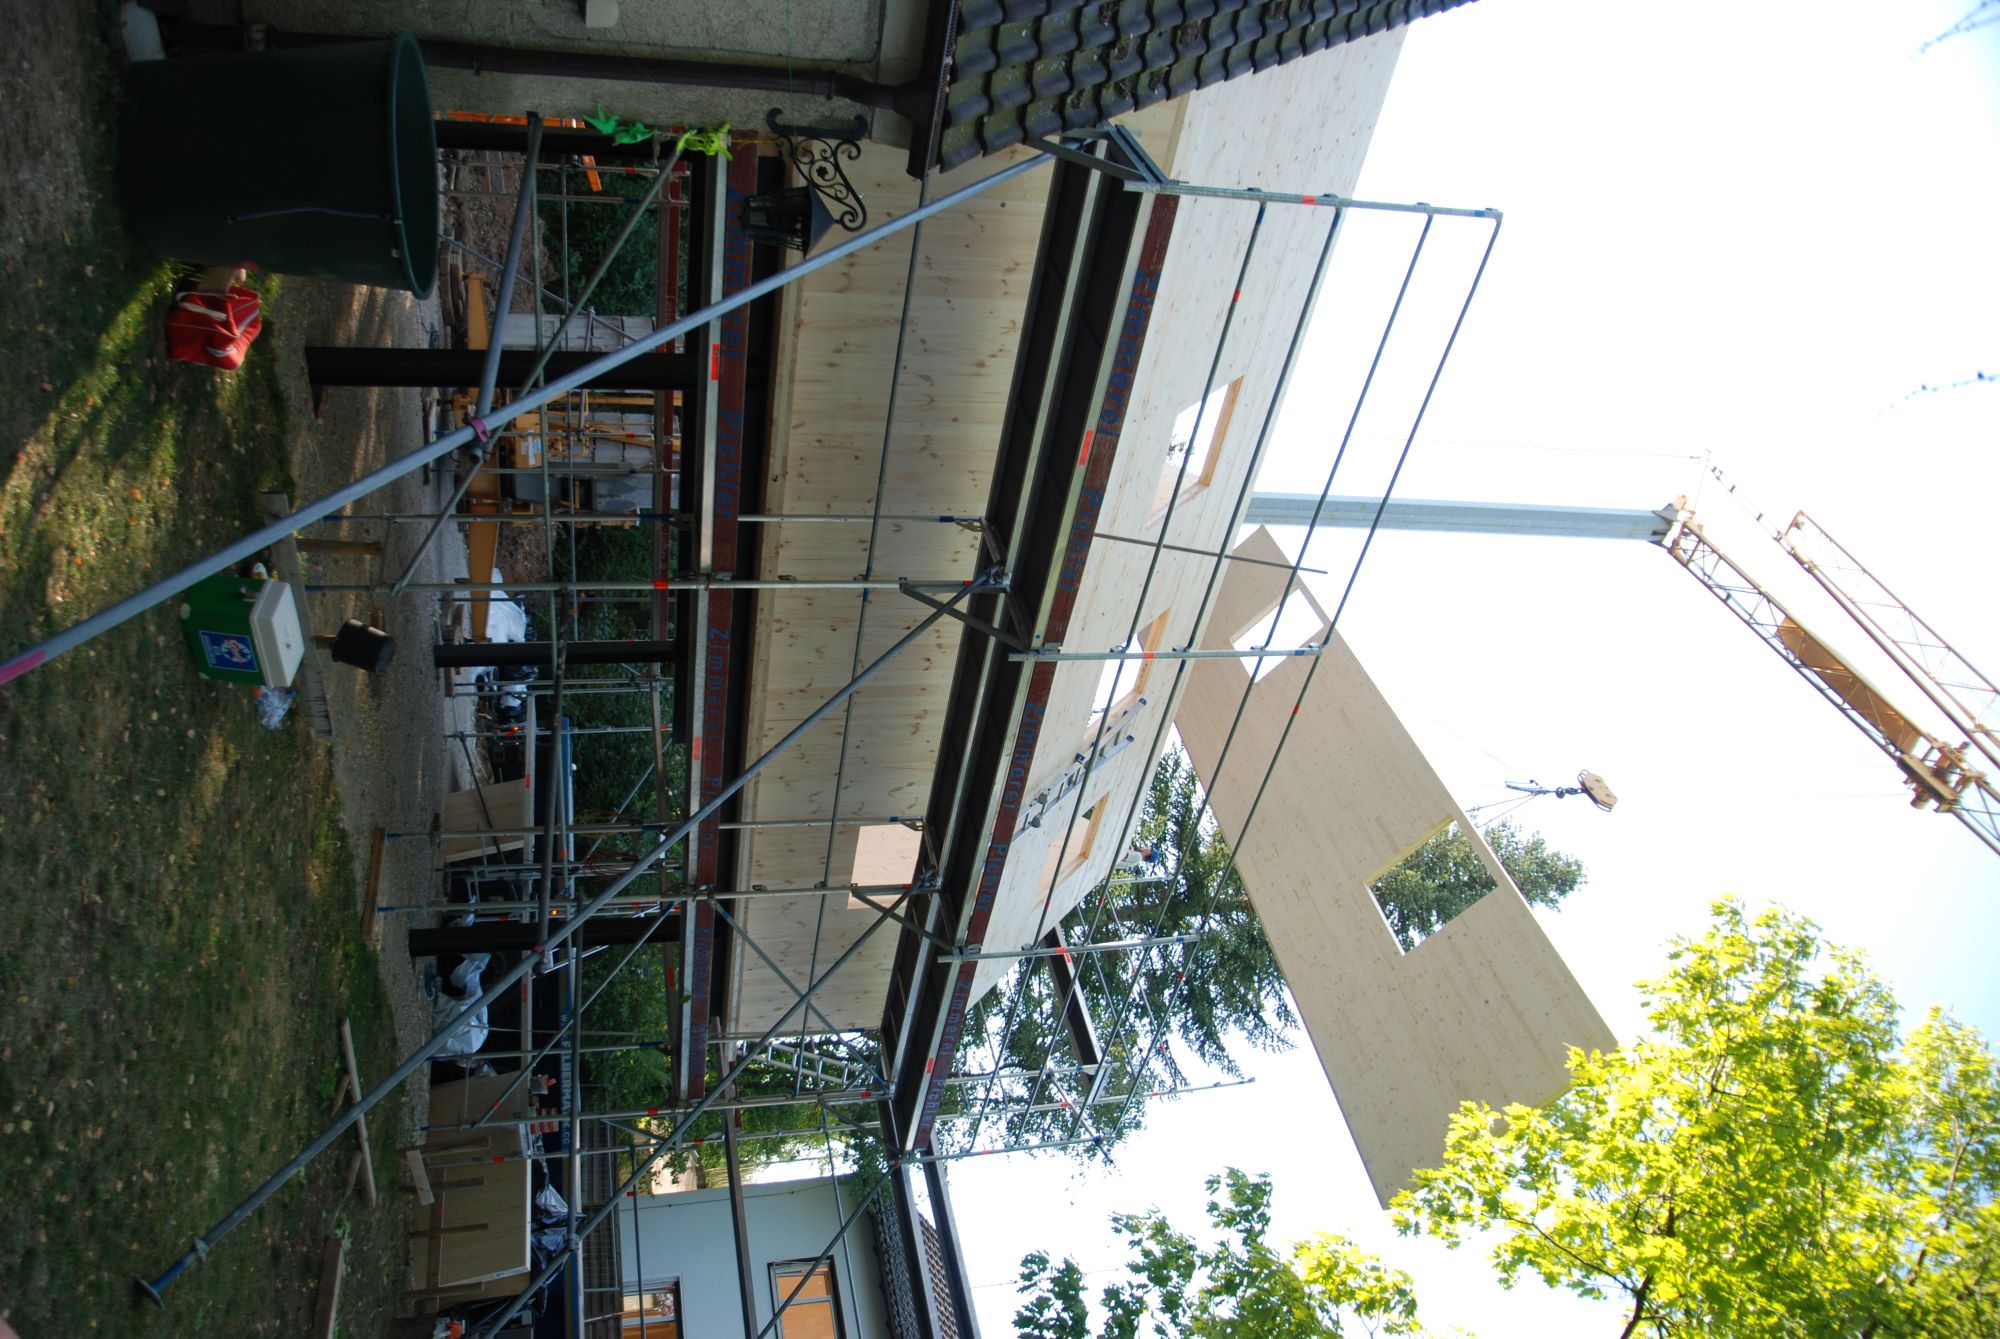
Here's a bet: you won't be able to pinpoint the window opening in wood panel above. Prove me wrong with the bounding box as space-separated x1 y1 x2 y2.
1089 608 1172 732
1232 591 1324 683
1151 378 1241 515
1366 819 1491 954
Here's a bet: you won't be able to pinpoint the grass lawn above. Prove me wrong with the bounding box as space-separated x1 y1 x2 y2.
0 14 409 1336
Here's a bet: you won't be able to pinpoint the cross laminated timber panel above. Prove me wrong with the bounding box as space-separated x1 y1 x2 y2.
1175 527 1616 1205
726 141 1058 1032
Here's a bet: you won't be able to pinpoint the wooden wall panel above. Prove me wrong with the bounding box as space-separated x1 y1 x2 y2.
726 41 1408 1032
1175 529 1616 1205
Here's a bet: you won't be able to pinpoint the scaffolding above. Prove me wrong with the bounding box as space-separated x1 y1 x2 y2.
0 119 1500 1339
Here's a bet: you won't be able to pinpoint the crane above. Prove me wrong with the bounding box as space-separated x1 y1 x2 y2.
1242 492 2000 858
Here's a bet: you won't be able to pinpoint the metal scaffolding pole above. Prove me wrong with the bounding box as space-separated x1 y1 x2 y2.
139 579 988 1303
723 1113 760 1339
472 893 905 1335
1 149 1052 686
966 197 1271 1148
320 576 973 594
1088 211 1503 1149
1120 178 1502 221
1028 202 1422 1131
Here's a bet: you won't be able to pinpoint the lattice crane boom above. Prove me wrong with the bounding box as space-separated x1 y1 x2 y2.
1662 512 2000 858
1781 511 2000 777
1244 486 2000 859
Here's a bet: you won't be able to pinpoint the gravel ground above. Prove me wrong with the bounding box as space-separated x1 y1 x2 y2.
264 278 483 1142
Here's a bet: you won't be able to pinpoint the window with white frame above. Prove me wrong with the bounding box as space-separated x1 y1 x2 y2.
770 1260 843 1339
621 1281 682 1336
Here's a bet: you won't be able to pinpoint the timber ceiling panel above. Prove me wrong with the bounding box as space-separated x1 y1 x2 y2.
728 145 1055 1032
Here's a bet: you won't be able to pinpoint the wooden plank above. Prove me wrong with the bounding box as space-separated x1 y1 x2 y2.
1173 528 1616 1206
431 1160 530 1287
404 1149 435 1206
310 1237 345 1339
338 1019 378 1207
360 825 386 944
440 783 533 862
464 522 501 642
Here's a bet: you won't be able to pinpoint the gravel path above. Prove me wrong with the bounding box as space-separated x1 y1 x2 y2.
267 280 480 1143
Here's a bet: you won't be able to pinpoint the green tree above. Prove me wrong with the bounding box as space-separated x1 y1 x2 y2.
951 750 1295 1158
1393 899 2000 1338
1015 1169 1425 1339
538 170 662 316
1369 820 1583 952
950 755 1584 1160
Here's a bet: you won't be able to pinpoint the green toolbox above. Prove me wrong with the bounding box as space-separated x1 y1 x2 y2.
178 573 306 688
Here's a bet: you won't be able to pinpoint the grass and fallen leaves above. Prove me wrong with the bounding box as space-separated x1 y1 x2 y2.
0 17 408 1336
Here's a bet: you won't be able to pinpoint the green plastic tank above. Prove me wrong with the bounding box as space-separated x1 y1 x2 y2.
120 34 438 296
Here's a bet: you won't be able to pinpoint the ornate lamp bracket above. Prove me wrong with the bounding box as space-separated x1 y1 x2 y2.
766 107 869 233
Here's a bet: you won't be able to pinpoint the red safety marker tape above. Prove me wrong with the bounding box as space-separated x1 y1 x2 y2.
1301 194 1318 205
0 650 45 685
710 346 721 381
1077 428 1095 470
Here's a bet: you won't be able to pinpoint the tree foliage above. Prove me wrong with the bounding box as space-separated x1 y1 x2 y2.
949 751 1296 1158
1369 820 1583 952
538 169 661 316
1015 1169 1425 1339
1393 899 2000 1337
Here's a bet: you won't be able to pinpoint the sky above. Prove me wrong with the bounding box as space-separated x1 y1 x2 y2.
946 2 2000 1334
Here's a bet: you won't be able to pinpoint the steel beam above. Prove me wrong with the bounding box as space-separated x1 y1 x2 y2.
1242 493 1681 541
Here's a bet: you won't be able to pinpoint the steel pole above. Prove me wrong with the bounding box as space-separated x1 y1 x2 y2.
475 114 544 420
1 150 1050 686
472 900 902 1335
139 581 985 1301
1121 178 1501 220
390 140 686 597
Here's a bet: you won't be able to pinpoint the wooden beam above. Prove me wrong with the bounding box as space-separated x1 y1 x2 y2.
310 1237 345 1339
361 826 386 945
404 1149 435 1206
338 1020 379 1207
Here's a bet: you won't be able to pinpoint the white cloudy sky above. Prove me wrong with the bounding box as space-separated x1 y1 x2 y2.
949 2 2000 1334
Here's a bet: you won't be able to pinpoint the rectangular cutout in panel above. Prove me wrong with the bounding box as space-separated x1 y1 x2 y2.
1232 591 1326 682
1089 608 1172 729
1367 819 1493 953
1040 799 1108 896
845 823 921 910
1151 378 1241 514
